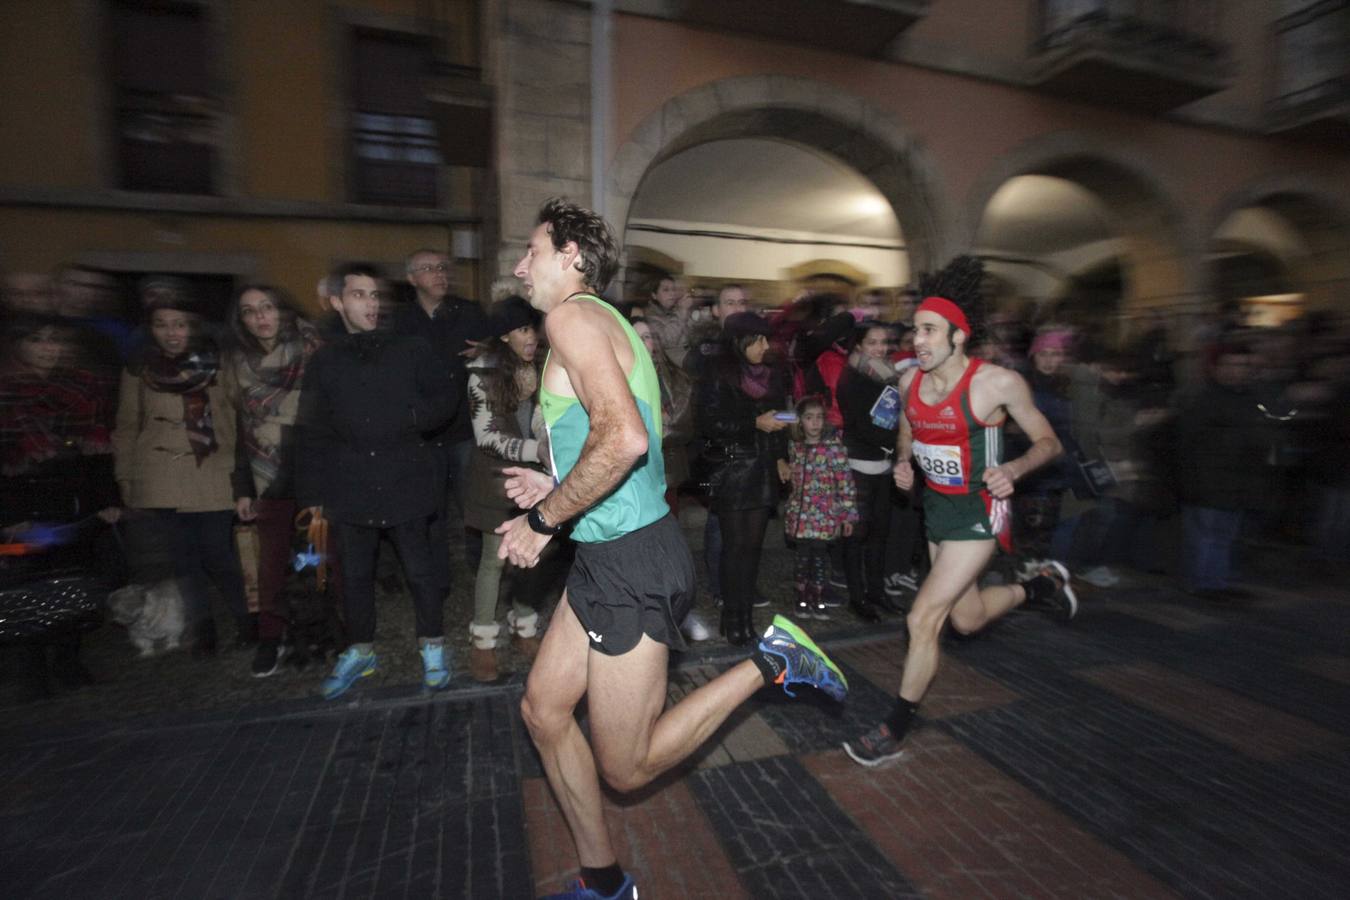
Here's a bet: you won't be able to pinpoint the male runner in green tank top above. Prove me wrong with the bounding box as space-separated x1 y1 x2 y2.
495 199 849 900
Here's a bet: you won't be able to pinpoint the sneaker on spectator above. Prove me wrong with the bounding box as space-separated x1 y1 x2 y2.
1079 565 1120 588
883 571 919 598
321 647 378 700
682 609 713 642
251 640 287 678
819 585 846 608
420 642 451 691
828 569 848 590
752 593 770 609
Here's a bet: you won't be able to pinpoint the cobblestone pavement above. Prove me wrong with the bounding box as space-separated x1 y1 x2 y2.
3 511 1349 898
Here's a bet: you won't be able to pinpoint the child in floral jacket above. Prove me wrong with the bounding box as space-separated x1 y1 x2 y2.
784 396 858 618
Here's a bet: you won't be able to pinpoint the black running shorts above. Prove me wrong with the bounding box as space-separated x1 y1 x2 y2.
566 513 696 656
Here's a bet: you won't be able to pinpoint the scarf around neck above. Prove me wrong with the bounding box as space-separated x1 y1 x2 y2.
142 346 220 466
740 362 772 400
237 321 320 491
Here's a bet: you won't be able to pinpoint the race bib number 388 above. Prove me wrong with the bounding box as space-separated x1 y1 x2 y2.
913 440 965 488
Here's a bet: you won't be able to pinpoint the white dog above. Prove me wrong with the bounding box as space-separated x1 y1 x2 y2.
107 580 188 657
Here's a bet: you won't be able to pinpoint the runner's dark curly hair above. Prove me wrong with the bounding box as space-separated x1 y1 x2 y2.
918 254 986 345
537 197 620 293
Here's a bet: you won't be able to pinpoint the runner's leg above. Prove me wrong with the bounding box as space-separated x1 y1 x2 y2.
586 633 763 793
899 539 996 702
519 595 610 866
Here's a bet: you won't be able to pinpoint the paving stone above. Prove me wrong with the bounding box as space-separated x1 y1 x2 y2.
1 696 532 900
688 755 921 899
803 743 1181 899
1080 661 1347 761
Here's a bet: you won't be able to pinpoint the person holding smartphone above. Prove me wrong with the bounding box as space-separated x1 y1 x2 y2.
695 312 791 645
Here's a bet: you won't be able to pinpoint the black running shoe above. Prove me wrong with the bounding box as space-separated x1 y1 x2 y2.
251 640 287 678
1025 560 1078 622
842 722 906 767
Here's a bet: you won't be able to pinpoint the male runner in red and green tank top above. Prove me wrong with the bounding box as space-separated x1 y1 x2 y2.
843 256 1079 767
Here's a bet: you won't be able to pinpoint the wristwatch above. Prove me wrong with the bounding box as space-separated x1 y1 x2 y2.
526 504 564 536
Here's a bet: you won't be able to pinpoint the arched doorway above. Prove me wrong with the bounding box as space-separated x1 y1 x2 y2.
608 76 953 293
1207 187 1350 328
966 137 1193 350
622 137 906 308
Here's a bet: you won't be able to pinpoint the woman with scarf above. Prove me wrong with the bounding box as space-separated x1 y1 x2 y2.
2 317 118 697
112 291 246 655
836 321 903 623
226 285 323 676
695 312 790 645
462 296 558 682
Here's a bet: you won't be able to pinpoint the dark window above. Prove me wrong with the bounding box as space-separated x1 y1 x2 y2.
109 0 219 194
350 29 441 207
1272 2 1350 108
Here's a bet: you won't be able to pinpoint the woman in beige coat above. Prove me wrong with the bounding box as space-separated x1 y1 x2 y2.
112 294 246 654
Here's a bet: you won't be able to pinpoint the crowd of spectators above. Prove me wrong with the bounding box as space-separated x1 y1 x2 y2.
4 257 1349 701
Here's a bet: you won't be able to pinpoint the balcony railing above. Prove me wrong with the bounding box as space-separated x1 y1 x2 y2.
1029 0 1233 111
620 0 930 58
1266 1 1350 140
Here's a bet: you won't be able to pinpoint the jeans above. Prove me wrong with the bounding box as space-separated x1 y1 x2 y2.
1181 505 1244 591
335 517 444 644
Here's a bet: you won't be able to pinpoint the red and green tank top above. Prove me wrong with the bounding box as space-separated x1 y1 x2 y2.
904 358 1003 496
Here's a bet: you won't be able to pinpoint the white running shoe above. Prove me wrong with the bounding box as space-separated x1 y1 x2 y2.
1079 566 1121 588
681 609 713 642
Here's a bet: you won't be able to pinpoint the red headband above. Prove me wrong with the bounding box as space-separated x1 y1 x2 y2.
917 296 971 335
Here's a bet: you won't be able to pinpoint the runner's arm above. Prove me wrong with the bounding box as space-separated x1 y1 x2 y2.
985 367 1062 496
893 369 916 490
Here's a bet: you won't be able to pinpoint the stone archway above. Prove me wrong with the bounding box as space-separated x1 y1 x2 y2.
608 76 954 280
1206 176 1350 313
962 131 1199 330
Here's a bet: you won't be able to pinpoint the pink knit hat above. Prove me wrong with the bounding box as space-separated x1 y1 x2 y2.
1029 329 1073 357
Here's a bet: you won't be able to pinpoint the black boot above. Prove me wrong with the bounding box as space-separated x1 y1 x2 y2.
721 604 752 646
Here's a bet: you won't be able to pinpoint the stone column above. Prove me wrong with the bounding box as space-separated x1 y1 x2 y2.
488 0 594 279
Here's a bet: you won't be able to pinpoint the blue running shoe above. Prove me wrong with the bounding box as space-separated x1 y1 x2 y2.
758 614 848 702
320 647 377 700
420 642 451 690
539 875 637 900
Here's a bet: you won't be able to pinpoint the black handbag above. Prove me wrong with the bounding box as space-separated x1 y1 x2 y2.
1073 454 1117 499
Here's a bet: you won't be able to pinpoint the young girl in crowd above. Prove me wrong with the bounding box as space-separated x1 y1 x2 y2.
225 285 323 677
784 396 858 620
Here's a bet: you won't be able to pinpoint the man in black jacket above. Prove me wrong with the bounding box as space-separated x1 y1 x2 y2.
298 263 459 699
392 249 491 588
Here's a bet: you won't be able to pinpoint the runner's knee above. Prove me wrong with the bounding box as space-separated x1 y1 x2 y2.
520 689 570 742
906 602 948 640
595 751 652 794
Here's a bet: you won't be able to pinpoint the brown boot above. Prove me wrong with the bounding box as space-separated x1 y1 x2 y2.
469 646 498 683
512 633 542 663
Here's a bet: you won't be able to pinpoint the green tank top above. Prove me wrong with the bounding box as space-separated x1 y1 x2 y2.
540 294 668 543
